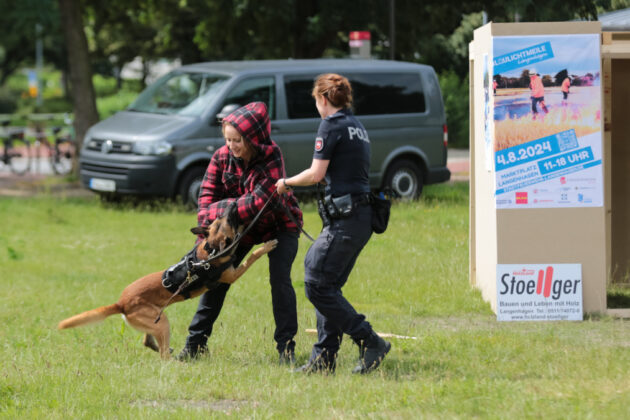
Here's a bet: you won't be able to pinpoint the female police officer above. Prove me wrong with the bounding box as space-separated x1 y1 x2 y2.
276 73 390 374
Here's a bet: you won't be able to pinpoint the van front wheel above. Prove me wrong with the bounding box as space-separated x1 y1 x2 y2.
384 159 423 199
178 166 206 208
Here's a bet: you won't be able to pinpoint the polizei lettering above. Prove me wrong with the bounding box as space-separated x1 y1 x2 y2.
348 126 370 142
499 273 581 300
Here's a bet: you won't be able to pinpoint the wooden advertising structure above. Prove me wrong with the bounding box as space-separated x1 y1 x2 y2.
469 22 630 316
602 31 630 317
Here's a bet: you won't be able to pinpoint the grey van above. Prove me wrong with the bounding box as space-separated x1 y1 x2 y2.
79 59 450 204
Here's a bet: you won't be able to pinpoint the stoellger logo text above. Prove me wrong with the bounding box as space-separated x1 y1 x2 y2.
499 266 581 300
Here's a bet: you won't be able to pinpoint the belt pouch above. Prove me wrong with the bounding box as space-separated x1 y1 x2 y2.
330 194 354 218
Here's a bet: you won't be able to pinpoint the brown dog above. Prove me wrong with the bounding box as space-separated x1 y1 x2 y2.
57 203 277 359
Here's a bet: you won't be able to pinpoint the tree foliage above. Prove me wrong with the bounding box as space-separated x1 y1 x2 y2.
0 0 623 151
0 0 65 85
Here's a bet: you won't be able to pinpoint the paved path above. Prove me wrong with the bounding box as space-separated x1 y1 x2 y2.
0 168 92 197
447 148 470 182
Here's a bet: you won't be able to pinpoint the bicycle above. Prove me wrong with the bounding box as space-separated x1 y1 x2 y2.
0 121 29 175
27 122 76 176
49 126 76 175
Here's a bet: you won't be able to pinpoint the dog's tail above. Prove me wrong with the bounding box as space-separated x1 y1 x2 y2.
57 304 122 330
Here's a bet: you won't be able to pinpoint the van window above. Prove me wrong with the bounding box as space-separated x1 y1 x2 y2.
220 77 276 119
284 77 318 119
349 73 426 115
283 72 426 119
127 71 228 116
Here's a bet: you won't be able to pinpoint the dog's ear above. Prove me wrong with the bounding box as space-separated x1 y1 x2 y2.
226 201 240 229
190 226 208 237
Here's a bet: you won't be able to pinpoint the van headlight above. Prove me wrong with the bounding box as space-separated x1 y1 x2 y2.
132 141 172 156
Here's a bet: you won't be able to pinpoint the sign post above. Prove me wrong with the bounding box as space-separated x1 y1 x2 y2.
349 31 371 59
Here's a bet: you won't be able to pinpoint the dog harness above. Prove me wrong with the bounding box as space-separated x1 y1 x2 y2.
161 246 234 299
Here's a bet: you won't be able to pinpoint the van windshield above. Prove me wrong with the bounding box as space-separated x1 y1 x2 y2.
127 71 228 116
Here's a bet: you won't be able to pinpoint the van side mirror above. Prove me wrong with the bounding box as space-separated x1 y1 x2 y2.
214 104 240 125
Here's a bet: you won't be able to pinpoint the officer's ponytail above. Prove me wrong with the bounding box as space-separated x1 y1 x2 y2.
312 73 353 109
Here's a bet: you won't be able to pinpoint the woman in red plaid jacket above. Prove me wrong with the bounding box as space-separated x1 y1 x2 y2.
177 102 303 364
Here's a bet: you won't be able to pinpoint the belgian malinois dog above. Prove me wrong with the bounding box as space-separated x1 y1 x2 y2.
57 203 277 359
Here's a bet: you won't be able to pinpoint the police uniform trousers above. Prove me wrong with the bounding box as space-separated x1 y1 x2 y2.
304 203 373 364
185 231 299 353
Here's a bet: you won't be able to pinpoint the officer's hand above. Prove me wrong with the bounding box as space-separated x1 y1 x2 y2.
276 178 291 195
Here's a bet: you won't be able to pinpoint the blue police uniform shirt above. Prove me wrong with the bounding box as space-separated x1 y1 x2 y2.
313 108 371 197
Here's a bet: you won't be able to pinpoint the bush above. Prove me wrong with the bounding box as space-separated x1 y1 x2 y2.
0 88 18 113
35 97 72 113
93 74 118 97
439 71 469 149
96 90 138 119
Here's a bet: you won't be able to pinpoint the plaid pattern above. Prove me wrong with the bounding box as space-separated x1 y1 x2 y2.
197 102 302 245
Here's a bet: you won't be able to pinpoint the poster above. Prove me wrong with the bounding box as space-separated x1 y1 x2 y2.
497 264 583 321
492 35 603 209
483 54 493 171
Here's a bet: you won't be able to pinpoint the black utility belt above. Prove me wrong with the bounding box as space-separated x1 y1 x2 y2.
323 193 371 219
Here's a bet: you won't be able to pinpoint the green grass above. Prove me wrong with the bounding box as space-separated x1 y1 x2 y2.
1 182 629 418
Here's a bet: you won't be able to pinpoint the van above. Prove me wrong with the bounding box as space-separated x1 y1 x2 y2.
79 59 450 204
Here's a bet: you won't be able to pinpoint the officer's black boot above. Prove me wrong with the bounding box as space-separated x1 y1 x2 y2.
352 331 391 374
175 342 208 362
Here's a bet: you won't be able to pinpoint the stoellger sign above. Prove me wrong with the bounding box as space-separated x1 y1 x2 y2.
499 266 581 300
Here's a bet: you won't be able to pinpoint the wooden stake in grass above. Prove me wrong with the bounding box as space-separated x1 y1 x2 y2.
305 328 418 340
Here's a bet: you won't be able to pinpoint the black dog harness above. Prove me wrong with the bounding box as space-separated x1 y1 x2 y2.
161 246 234 299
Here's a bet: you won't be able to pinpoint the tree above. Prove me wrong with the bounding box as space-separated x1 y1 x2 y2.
58 0 98 168
190 0 391 60
0 0 65 86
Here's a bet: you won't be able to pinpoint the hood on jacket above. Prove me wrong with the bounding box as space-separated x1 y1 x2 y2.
222 102 272 158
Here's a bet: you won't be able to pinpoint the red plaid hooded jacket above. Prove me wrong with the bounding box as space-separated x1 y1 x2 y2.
197 102 303 245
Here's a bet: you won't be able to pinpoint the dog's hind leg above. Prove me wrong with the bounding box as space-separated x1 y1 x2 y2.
150 315 172 360
126 309 172 360
143 334 159 352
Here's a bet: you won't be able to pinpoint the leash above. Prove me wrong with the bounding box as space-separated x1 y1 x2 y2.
154 270 200 323
279 194 315 242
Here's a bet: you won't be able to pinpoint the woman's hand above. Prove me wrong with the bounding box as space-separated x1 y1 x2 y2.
276 178 292 195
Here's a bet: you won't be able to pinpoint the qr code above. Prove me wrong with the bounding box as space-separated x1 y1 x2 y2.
556 129 578 151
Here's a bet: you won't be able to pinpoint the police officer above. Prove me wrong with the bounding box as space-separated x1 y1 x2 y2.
276 73 390 374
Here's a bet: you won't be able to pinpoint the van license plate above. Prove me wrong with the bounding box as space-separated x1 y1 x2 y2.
90 178 116 192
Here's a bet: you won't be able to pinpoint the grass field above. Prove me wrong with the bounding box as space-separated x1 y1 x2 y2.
1 183 629 418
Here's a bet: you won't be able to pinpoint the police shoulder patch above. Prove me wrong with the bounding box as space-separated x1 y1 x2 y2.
315 136 324 152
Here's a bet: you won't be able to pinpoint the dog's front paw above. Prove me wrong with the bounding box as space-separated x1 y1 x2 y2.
263 239 279 253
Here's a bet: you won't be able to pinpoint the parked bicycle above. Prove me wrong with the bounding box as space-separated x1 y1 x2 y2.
0 121 29 175
49 126 76 175
28 122 76 175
